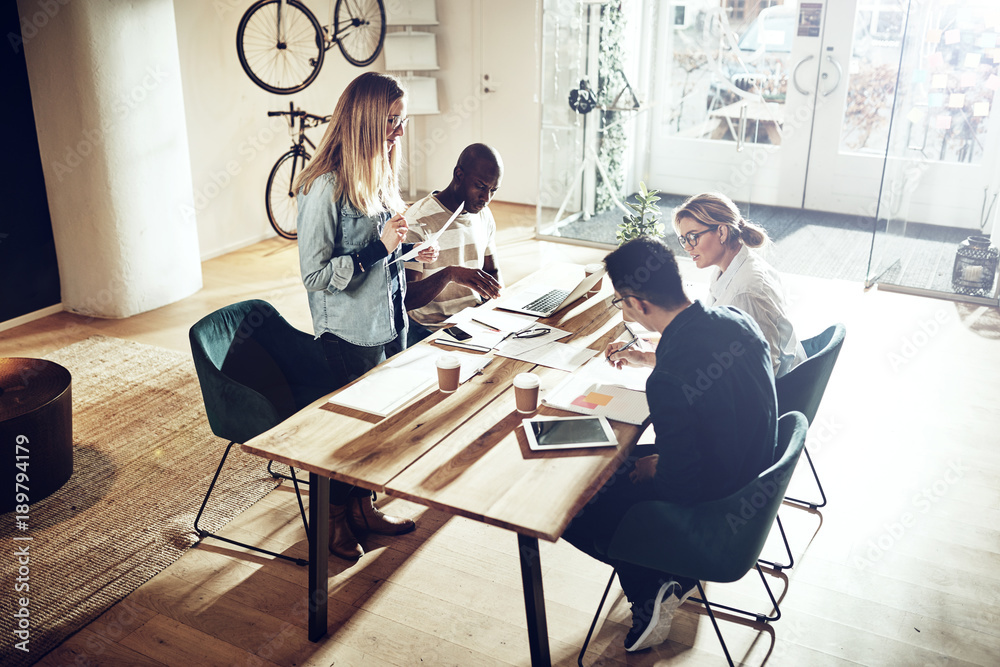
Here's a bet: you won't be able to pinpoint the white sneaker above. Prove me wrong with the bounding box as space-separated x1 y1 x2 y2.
624 580 696 652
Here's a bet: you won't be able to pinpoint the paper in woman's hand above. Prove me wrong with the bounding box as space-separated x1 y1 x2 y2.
393 201 464 264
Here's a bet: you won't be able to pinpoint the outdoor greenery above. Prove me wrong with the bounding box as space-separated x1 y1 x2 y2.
595 1 627 214
617 181 663 244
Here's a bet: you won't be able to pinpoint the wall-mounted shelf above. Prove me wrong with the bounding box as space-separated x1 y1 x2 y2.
385 0 438 26
384 30 439 71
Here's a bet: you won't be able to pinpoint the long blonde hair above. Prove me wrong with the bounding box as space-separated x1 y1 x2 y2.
673 192 770 248
295 72 406 216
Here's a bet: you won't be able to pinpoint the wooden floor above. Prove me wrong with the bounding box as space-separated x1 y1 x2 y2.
3 202 999 666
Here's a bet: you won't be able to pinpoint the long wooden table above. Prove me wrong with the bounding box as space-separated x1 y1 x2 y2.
242 264 646 666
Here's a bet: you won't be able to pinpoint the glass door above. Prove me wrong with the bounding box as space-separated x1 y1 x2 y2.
867 0 1000 302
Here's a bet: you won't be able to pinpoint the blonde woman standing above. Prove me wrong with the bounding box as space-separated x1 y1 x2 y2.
295 72 438 560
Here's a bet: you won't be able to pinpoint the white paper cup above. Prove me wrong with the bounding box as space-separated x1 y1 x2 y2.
436 354 461 393
585 263 604 296
514 372 541 414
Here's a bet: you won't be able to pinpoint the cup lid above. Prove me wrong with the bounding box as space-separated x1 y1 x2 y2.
436 354 461 369
514 372 540 388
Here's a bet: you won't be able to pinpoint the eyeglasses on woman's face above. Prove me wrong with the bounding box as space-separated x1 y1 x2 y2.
677 228 715 249
387 115 409 132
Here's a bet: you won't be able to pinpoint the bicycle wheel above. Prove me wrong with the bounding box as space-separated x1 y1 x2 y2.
266 148 309 240
237 0 324 95
334 0 385 67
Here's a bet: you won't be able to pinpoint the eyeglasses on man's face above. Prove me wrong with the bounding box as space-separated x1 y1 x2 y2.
611 295 628 309
387 115 409 132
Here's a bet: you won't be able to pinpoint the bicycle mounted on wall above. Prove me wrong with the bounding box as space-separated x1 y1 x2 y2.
265 103 330 240
237 0 387 94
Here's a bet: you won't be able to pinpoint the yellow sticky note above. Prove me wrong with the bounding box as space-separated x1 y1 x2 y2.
907 108 926 125
948 93 966 108
931 74 948 89
973 102 990 117
584 392 613 407
926 29 942 43
965 53 982 68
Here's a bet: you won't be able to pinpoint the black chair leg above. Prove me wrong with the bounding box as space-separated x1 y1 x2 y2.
690 564 780 623
758 513 794 571
784 445 827 509
578 569 618 667
194 441 307 567
268 459 311 486
696 582 735 667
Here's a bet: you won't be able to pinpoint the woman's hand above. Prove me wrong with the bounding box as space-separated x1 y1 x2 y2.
415 241 440 263
629 454 658 484
604 341 656 369
381 213 408 253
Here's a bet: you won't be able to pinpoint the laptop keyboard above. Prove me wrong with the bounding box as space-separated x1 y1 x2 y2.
523 289 570 315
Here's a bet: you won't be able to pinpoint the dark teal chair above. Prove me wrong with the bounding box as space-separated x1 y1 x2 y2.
578 412 809 666
777 323 846 510
189 300 340 565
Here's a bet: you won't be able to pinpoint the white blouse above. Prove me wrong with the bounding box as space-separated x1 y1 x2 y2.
707 245 807 378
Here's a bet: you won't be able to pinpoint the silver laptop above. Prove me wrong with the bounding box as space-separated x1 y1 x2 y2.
495 268 606 317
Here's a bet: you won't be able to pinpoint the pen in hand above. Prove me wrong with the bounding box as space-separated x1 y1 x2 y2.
606 335 639 362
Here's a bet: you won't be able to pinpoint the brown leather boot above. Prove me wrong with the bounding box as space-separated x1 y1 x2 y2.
328 503 363 560
348 492 416 536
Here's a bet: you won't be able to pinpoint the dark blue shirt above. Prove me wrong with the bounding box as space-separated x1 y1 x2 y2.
646 300 777 503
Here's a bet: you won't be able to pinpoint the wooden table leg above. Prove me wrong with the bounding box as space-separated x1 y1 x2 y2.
518 533 551 667
308 473 329 642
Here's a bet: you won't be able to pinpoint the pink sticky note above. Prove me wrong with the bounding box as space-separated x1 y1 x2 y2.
936 114 953 130
948 93 966 108
927 51 945 69
571 395 599 410
961 72 977 88
944 29 961 45
987 74 1000 91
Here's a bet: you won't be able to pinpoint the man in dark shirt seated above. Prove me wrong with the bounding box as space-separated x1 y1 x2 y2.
561 235 778 653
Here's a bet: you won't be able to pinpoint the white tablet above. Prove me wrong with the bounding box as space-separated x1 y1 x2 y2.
522 416 618 451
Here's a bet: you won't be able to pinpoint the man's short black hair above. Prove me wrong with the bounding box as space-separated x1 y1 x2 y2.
603 236 687 309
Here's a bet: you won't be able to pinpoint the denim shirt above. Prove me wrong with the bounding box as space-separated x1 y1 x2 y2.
297 173 407 346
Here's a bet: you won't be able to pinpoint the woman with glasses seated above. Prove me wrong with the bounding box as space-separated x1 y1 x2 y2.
607 192 805 378
295 72 439 561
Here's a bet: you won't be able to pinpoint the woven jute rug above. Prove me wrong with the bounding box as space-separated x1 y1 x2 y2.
0 336 282 667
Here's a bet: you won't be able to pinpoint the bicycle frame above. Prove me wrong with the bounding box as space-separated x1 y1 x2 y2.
276 0 342 49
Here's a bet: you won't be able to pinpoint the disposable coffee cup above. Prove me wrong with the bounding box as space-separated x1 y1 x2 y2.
436 354 461 393
514 372 541 414
585 263 604 296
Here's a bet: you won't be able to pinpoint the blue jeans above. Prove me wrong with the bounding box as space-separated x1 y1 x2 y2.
406 316 434 348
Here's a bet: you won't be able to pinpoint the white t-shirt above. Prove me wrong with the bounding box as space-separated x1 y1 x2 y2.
707 244 807 378
403 194 499 327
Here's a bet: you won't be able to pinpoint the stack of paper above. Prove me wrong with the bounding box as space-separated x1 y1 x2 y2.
328 346 491 417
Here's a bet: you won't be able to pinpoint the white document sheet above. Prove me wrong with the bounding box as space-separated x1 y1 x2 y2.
497 341 595 373
393 200 464 264
543 356 651 425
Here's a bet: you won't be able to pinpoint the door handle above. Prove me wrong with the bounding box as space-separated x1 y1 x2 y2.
792 55 815 95
737 104 747 152
822 55 843 97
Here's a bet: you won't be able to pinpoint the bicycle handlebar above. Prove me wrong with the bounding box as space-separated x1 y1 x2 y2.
266 109 330 124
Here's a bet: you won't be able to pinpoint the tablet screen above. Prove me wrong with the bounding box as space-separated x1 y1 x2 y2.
523 416 617 450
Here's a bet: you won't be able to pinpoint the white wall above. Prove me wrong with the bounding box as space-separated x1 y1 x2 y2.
19 0 201 318
173 0 541 259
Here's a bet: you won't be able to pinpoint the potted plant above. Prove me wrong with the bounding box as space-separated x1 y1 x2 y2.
617 181 664 245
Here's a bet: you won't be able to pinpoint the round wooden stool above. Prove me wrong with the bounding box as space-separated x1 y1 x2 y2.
1 358 73 513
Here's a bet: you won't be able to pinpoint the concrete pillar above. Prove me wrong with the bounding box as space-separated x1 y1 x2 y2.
17 0 201 318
